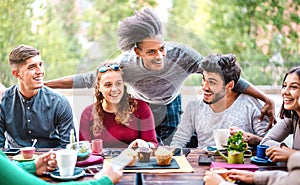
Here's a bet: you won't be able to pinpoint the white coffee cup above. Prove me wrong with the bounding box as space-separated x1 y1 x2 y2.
56 149 77 176
213 129 230 149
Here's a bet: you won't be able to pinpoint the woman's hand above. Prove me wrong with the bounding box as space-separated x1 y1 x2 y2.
266 146 296 162
203 171 225 185
227 169 254 184
129 139 149 148
34 150 57 175
102 164 123 184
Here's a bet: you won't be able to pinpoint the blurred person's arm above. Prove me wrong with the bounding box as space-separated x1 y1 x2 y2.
0 150 121 185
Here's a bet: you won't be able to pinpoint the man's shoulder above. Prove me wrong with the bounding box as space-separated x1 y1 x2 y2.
237 94 261 104
186 99 203 110
40 86 69 102
165 42 203 61
2 84 18 99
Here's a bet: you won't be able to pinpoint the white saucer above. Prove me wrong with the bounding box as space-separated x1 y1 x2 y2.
50 167 85 180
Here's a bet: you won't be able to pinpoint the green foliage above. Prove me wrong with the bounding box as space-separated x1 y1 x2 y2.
0 0 82 87
168 0 300 85
1 0 299 87
0 0 35 86
227 131 248 152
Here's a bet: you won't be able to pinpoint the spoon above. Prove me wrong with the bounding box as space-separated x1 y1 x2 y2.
32 139 37 147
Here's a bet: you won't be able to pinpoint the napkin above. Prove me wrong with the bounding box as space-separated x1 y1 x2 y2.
210 162 259 171
76 155 104 167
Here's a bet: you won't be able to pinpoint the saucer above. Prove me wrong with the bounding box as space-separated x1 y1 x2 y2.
203 146 226 155
50 167 85 180
250 156 273 165
13 154 38 161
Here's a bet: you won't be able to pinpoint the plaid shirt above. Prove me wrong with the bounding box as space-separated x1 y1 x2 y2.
150 95 183 145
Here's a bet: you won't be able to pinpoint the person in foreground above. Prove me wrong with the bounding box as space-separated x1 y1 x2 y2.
0 149 122 185
170 54 269 148
203 151 300 185
44 8 276 145
79 63 158 148
0 45 75 148
203 67 300 185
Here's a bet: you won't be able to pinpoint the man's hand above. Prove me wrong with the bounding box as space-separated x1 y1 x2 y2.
258 98 276 131
34 150 57 175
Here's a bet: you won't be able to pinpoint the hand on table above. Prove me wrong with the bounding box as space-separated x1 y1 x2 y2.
203 171 225 185
266 146 296 162
34 150 57 175
226 169 254 184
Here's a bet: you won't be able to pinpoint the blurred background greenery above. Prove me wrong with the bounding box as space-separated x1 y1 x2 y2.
1 0 299 87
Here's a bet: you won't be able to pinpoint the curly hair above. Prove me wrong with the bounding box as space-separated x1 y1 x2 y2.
91 70 138 136
200 54 241 86
117 8 162 51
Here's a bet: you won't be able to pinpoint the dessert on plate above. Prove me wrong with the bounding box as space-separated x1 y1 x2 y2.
136 147 152 162
155 146 173 166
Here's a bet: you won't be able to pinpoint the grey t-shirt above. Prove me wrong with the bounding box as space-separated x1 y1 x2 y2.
73 42 249 105
171 94 269 148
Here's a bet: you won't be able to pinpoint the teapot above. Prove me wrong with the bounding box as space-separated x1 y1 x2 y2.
217 150 244 164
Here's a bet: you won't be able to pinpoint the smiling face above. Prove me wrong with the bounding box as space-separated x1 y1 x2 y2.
98 70 124 106
13 55 44 98
281 72 300 115
201 71 226 105
134 34 166 71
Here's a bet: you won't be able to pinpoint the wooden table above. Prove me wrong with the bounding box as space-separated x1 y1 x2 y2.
4 148 287 185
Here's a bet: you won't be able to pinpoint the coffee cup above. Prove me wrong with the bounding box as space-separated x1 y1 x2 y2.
20 147 35 159
211 167 228 179
56 149 77 176
213 129 230 149
256 145 269 159
91 139 103 154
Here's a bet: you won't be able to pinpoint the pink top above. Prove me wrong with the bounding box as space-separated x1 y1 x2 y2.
79 99 158 147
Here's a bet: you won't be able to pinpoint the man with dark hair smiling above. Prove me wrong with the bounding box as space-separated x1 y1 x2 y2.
171 54 268 148
45 8 275 145
0 45 75 148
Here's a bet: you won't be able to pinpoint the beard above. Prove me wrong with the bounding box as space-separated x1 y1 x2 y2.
203 90 226 105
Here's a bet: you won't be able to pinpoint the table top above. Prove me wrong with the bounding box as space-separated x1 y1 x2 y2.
4 148 287 185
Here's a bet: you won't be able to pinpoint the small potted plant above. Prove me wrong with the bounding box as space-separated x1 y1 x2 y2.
217 131 248 164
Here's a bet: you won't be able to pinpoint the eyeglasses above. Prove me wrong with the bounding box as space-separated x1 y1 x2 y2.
97 64 123 73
